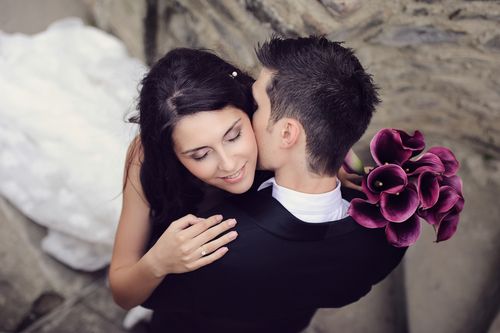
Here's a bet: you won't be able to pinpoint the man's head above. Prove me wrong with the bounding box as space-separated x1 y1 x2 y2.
252 36 380 176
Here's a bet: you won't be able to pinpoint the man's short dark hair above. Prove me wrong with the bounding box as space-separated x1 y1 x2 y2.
256 35 380 176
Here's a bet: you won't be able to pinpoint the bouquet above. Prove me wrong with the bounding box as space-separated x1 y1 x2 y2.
345 129 464 247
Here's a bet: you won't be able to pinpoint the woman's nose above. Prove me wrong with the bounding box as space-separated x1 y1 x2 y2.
218 151 237 172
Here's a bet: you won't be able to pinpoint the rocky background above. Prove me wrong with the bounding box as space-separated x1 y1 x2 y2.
1 0 499 332
84 0 500 157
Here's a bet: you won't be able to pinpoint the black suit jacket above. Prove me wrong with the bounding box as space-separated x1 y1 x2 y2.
144 186 406 333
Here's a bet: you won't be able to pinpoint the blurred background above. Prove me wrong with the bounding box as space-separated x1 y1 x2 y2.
0 0 499 332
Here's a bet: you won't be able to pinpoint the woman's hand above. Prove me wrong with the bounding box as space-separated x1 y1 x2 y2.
144 214 238 278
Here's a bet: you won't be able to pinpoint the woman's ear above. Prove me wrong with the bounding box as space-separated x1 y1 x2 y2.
279 118 301 148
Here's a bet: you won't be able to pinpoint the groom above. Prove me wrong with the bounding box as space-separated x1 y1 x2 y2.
144 36 406 333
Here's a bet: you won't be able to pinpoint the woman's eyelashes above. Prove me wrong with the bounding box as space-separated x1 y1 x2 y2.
192 149 210 161
190 130 242 161
192 153 208 161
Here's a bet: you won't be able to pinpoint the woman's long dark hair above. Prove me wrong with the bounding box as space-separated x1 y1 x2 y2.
128 48 255 230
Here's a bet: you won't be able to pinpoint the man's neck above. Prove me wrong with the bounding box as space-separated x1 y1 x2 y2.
274 168 337 194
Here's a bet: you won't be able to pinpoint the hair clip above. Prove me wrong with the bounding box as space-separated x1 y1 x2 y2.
229 71 238 79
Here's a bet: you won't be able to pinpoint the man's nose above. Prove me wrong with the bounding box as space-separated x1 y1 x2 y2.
218 151 237 172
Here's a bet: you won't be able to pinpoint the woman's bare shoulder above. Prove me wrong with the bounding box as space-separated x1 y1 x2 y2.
126 135 144 167
123 135 148 206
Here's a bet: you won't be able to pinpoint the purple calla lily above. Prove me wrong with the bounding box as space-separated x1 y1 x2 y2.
418 186 462 226
439 175 463 196
418 171 440 209
436 213 459 242
397 130 425 157
370 129 413 165
428 147 459 176
361 177 381 203
385 214 421 247
364 164 408 203
402 152 445 176
348 198 390 228
380 184 420 222
435 199 463 242
352 128 463 246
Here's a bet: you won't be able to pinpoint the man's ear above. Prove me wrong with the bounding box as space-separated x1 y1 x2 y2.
279 118 302 148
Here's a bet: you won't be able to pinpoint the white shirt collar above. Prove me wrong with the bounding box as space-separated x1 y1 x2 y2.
257 177 350 223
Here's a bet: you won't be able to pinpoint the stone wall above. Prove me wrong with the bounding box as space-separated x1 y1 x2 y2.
84 1 500 332
84 0 500 162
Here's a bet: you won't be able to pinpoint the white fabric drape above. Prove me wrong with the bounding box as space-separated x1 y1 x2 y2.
0 18 146 270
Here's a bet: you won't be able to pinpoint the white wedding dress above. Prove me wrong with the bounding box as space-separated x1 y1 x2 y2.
0 18 146 271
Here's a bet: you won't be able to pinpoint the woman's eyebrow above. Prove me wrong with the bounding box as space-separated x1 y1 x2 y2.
181 118 242 154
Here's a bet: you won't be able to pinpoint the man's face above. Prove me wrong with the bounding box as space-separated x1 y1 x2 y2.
252 68 277 170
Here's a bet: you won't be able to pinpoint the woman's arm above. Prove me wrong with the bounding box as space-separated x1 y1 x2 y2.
109 139 237 310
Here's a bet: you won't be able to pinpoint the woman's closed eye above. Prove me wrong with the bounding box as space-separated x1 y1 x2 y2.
226 129 241 142
191 149 210 161
190 127 241 161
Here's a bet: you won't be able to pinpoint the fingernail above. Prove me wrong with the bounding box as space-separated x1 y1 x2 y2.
227 219 237 227
228 231 238 239
216 215 223 222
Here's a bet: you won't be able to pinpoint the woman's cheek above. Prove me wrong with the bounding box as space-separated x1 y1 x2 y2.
198 158 219 180
182 159 209 181
245 131 258 156
238 137 253 156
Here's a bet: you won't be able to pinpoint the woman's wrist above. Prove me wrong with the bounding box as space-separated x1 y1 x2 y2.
141 248 169 279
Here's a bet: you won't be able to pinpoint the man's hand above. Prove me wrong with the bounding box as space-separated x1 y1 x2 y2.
338 166 363 192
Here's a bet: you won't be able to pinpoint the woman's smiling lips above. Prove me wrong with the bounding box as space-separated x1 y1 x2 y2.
220 163 246 184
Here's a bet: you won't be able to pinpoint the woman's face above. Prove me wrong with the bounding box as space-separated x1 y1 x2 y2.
173 106 258 194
